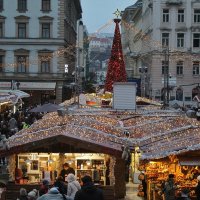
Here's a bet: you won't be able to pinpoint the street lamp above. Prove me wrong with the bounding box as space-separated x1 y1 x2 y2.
163 46 170 107
139 66 148 97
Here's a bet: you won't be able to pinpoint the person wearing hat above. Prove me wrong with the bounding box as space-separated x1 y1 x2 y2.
196 175 200 200
27 189 38 200
66 173 81 199
74 175 104 200
37 187 72 200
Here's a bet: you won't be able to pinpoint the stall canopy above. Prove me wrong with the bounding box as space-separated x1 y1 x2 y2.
29 103 62 113
179 158 200 166
0 106 191 158
1 104 200 160
0 90 30 104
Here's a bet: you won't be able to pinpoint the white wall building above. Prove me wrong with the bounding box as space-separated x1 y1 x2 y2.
0 0 82 104
123 0 200 103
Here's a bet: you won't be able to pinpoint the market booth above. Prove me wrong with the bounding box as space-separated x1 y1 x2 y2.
136 117 200 200
0 110 131 200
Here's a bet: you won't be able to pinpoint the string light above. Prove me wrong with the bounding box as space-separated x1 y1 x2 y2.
0 104 199 162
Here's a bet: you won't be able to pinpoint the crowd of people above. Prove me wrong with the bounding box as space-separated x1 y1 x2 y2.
17 174 104 200
0 107 43 138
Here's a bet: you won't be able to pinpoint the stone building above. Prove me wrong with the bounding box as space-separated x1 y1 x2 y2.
0 0 82 104
122 0 200 103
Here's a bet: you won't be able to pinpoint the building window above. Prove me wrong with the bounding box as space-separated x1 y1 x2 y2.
0 0 3 11
194 9 200 23
193 62 200 75
0 55 3 72
18 0 27 11
42 23 50 38
177 33 184 48
162 33 169 47
42 0 51 11
18 23 26 38
178 9 184 22
163 9 169 22
162 61 168 75
0 22 3 37
176 61 183 75
41 60 50 73
176 88 183 101
193 33 200 48
17 56 26 73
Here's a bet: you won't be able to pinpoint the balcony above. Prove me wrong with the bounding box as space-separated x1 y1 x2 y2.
0 72 71 81
166 0 182 5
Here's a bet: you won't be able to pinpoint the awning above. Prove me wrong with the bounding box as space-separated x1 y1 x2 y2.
179 158 200 166
0 90 30 104
0 82 56 90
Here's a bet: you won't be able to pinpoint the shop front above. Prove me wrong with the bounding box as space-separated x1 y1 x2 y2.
137 154 200 200
16 153 109 186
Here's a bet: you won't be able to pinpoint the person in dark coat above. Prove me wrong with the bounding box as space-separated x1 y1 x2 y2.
196 175 200 200
54 176 68 195
60 163 75 182
74 175 104 200
39 179 50 196
163 174 177 200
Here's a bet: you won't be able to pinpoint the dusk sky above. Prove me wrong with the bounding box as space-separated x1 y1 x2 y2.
81 0 136 34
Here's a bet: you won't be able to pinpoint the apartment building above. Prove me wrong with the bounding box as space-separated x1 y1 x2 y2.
0 0 82 105
123 0 200 102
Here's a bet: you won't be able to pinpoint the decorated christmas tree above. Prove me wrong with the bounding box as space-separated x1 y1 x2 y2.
104 18 127 92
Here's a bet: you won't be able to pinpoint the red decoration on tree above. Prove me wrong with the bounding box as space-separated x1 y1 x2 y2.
104 19 127 92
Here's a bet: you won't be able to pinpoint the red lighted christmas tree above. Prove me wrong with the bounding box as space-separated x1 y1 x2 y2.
104 18 127 92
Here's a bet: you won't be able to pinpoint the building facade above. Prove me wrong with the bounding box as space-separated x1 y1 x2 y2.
0 0 82 105
88 34 113 84
123 0 200 103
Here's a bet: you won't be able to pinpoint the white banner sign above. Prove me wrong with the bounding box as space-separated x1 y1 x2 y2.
0 82 56 90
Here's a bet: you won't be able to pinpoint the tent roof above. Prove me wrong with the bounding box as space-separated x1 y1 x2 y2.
1 105 200 159
0 90 30 104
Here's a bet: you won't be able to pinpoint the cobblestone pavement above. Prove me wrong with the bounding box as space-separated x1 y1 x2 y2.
125 182 143 200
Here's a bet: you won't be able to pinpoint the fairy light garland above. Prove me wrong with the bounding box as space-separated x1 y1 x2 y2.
1 105 200 161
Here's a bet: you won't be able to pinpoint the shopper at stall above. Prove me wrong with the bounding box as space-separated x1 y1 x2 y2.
176 188 191 200
74 175 104 200
163 174 177 200
28 189 38 200
66 173 81 199
39 179 50 196
37 187 72 200
60 163 75 182
195 175 200 200
54 176 68 195
17 188 28 200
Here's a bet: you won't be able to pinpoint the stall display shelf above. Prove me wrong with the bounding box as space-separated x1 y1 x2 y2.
75 157 106 185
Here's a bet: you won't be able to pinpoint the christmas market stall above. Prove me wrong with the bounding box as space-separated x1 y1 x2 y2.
0 108 137 200
136 116 200 200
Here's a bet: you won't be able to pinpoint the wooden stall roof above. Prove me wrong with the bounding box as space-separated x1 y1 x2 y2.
1 105 200 159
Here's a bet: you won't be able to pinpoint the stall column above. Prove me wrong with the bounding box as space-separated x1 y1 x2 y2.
7 154 16 181
57 153 65 176
114 157 126 199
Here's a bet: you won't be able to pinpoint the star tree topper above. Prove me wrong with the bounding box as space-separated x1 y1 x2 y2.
113 9 122 18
